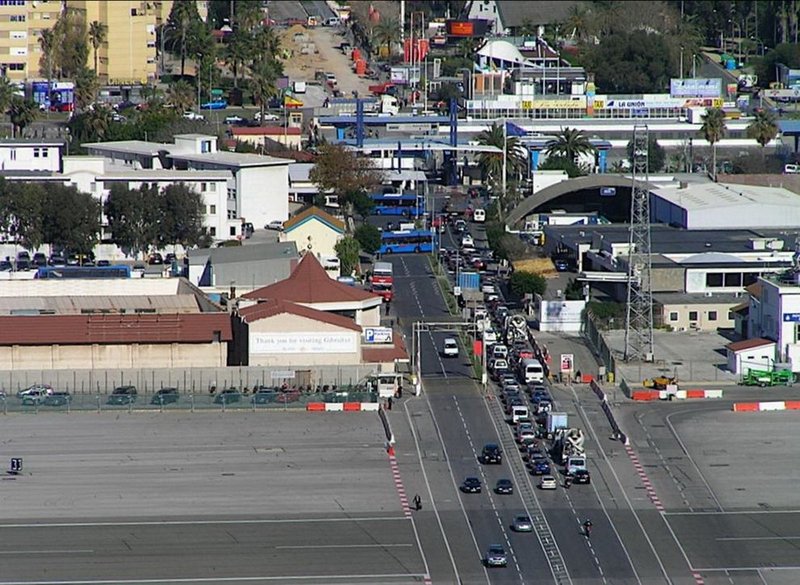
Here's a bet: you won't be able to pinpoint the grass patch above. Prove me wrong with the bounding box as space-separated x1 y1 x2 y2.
427 254 458 316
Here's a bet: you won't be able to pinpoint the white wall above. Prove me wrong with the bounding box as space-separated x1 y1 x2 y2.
537 298 585 332
727 345 776 375
0 144 60 172
237 165 289 228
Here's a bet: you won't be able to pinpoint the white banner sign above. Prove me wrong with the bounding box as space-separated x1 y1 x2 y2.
251 332 358 354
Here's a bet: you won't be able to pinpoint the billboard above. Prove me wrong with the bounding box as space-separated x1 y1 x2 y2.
250 332 358 354
446 19 489 37
670 78 722 98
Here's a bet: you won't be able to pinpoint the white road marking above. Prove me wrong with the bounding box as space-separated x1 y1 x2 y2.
0 517 407 529
0 550 94 555
275 543 414 549
0 574 430 585
717 536 800 541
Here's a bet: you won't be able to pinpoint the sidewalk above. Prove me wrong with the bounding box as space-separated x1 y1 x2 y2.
533 330 604 383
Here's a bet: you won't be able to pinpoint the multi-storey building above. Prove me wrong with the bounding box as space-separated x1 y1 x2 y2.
0 0 62 82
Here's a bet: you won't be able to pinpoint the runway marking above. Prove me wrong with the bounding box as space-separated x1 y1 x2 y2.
0 517 407 529
0 550 94 555
0 573 431 585
275 543 414 549
717 536 800 541
692 571 705 584
624 444 665 512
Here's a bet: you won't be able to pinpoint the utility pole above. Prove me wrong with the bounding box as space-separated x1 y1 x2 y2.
624 125 654 362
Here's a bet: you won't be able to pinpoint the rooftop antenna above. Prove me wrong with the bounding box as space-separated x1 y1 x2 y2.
624 125 654 362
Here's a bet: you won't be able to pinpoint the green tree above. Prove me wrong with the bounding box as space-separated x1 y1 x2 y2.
226 30 252 89
351 191 376 219
158 183 210 249
374 18 400 57
564 278 585 300
88 20 108 75
166 79 196 112
583 30 674 93
625 135 666 173
354 223 381 254
699 108 727 179
74 66 100 111
545 127 595 164
747 109 779 155
334 236 361 277
165 0 203 77
250 57 281 125
38 28 56 84
0 181 44 251
509 270 547 298
310 144 381 217
0 77 17 118
537 155 588 178
8 97 39 138
51 8 89 79
475 122 527 217
104 184 161 258
41 184 101 256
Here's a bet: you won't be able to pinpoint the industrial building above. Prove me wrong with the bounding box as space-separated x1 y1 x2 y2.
0 278 231 371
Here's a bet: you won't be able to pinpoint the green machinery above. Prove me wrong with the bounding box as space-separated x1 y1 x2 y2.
740 368 795 387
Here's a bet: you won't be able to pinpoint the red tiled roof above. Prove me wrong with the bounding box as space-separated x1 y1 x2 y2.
232 126 302 136
726 337 775 352
362 332 409 363
283 205 345 232
238 299 361 331
0 313 232 346
243 253 379 304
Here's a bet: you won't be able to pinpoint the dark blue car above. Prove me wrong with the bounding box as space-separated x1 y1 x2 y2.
531 458 551 475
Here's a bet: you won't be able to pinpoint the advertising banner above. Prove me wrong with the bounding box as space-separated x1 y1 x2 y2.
251 332 358 354
670 78 722 98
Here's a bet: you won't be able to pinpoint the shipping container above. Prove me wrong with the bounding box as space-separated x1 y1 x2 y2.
458 271 480 290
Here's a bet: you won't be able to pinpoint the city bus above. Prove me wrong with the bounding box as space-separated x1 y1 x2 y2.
371 192 425 216
379 230 434 254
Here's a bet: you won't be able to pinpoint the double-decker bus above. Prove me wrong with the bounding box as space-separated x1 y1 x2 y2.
379 230 434 254
371 192 425 216
370 261 394 301
35 265 132 279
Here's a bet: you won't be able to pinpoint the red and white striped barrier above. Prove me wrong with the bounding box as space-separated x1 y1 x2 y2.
732 400 800 412
631 389 723 401
305 402 381 412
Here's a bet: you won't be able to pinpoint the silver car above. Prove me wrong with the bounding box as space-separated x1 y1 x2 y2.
485 544 508 567
512 515 533 532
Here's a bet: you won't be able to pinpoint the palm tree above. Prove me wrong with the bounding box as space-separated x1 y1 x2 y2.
564 3 591 42
84 105 114 141
74 66 99 111
250 58 280 125
374 18 400 57
164 0 202 77
747 109 779 157
8 97 38 138
545 127 595 165
699 108 727 179
166 79 195 113
38 29 56 84
88 20 108 76
0 77 17 116
476 123 527 217
226 31 251 89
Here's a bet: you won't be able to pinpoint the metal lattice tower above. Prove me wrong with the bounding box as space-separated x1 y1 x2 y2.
624 125 655 362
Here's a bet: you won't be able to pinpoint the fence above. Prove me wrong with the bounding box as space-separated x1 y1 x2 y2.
0 365 381 397
582 313 616 379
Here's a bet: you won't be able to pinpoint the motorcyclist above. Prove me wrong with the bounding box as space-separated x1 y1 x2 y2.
583 519 593 536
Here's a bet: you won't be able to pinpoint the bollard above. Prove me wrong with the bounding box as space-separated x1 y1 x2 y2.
190 394 195 413
96 394 101 413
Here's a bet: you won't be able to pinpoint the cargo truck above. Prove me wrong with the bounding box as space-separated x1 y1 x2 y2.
546 412 568 435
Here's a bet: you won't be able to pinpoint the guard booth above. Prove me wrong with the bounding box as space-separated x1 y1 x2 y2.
371 373 403 398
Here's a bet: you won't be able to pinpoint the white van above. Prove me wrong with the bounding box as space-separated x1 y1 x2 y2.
566 456 587 476
519 358 545 384
511 404 530 424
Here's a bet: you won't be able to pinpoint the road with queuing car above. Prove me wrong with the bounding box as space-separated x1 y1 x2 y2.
384 196 645 583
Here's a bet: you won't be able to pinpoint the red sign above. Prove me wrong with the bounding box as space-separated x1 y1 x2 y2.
447 21 474 36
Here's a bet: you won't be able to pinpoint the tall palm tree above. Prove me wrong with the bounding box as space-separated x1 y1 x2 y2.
88 20 108 76
74 66 99 111
0 77 17 116
166 79 195 113
38 29 56 85
545 127 595 165
164 0 201 77
476 123 527 217
374 18 400 58
699 108 727 179
250 58 280 125
747 109 779 157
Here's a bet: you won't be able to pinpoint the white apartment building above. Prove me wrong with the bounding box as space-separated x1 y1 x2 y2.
83 134 290 230
0 139 64 172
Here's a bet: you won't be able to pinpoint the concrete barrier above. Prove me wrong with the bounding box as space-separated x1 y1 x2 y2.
306 402 325 411
343 402 362 411
631 391 660 401
631 389 723 400
590 379 629 445
325 403 344 412
733 401 800 412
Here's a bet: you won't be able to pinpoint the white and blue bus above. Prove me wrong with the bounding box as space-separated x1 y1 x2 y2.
371 192 425 216
379 229 434 254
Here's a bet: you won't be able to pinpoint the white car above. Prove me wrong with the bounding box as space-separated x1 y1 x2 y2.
461 235 475 248
539 475 558 490
254 111 279 122
265 220 284 231
182 111 205 121
224 115 244 124
442 337 459 357
16 384 54 400
483 328 498 344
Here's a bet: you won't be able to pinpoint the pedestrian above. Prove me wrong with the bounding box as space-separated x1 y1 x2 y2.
385 300 391 315
413 494 422 511
387 396 393 410
397 384 403 399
